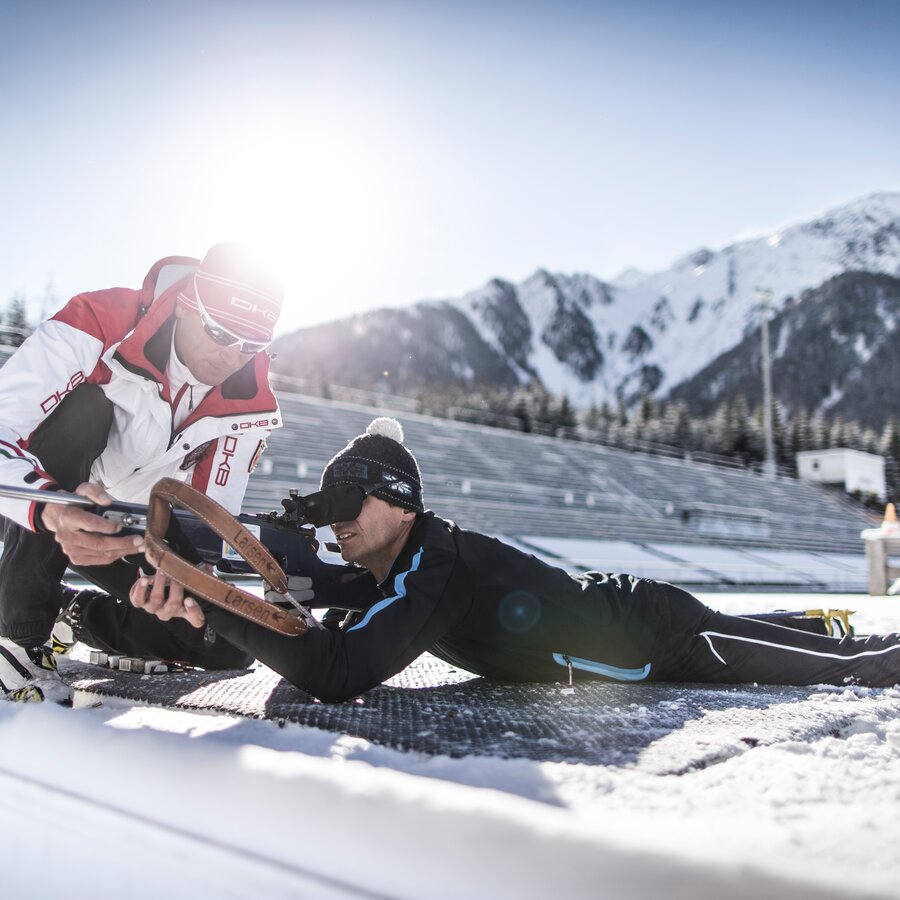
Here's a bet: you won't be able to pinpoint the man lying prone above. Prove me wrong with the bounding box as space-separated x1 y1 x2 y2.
132 417 900 702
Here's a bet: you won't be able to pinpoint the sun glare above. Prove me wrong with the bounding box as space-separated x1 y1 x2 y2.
191 118 392 331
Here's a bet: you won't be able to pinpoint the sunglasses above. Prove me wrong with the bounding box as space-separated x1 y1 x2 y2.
193 277 271 354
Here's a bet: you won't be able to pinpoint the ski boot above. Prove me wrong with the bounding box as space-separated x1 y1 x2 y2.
0 636 73 705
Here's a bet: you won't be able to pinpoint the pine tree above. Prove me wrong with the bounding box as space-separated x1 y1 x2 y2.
643 414 663 446
795 409 813 452
844 420 863 452
5 294 29 347
598 400 613 427
881 418 900 501
582 402 600 432
661 401 692 452
810 411 829 449
783 409 811 473
861 427 880 455
708 398 736 456
556 395 577 431
607 418 624 448
731 395 757 463
829 414 846 449
513 391 532 433
531 386 545 426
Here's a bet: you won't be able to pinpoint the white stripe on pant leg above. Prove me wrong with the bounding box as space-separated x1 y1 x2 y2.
700 631 900 662
701 634 727 665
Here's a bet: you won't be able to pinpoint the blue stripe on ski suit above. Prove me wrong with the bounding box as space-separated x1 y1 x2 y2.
347 547 425 632
552 652 651 681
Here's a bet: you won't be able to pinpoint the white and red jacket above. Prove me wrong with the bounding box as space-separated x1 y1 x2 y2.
0 256 282 531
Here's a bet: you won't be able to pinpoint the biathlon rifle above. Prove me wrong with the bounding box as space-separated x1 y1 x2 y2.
0 482 370 602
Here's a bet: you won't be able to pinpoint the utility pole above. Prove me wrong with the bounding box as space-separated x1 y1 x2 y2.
755 287 776 478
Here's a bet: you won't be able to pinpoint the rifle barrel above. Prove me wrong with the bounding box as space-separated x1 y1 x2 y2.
0 484 95 507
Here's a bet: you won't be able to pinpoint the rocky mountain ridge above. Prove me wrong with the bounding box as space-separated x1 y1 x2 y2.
669 270 900 430
271 191 900 423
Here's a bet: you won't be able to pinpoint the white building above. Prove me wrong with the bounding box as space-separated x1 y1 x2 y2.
796 448 886 500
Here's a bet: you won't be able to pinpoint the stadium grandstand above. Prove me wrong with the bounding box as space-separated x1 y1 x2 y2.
0 334 874 592
249 391 876 592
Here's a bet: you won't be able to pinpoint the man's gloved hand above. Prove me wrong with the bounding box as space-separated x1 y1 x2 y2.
264 575 322 629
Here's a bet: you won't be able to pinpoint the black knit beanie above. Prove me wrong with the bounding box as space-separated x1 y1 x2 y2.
321 417 424 514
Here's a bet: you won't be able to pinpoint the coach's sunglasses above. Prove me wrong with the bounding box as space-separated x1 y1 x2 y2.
193 277 271 355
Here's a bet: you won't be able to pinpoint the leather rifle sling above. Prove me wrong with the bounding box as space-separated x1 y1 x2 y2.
144 477 308 636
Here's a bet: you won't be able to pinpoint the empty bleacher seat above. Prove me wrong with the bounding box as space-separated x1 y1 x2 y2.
247 392 871 590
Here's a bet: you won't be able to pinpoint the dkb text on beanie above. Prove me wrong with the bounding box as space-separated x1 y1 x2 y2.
178 242 283 343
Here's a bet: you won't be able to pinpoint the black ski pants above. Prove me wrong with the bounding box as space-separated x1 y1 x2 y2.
0 383 251 669
651 582 900 688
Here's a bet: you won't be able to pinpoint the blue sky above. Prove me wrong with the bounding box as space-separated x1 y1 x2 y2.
1 0 898 333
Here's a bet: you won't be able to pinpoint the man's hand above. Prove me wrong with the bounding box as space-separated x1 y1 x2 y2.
265 575 322 628
264 574 314 612
41 482 143 566
129 571 206 629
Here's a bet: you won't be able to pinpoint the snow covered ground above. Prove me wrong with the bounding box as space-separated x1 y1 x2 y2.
1 591 899 899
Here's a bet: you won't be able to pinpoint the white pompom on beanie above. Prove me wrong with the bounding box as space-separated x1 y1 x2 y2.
321 417 424 513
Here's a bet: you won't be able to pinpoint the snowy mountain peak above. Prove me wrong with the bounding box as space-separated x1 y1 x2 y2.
611 266 649 289
472 191 900 403
585 190 900 402
272 191 900 414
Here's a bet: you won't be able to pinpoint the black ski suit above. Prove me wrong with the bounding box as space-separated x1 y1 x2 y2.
203 512 900 702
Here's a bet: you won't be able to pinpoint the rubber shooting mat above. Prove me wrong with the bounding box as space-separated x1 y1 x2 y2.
59 654 900 771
